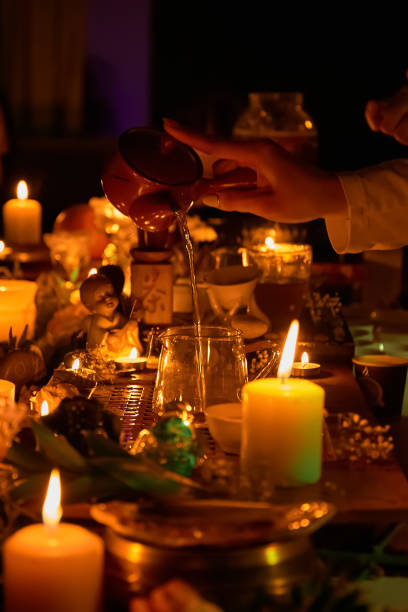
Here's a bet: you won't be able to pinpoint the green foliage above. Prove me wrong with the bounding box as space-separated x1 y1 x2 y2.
6 418 204 507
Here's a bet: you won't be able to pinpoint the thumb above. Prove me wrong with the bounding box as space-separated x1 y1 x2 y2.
365 100 383 131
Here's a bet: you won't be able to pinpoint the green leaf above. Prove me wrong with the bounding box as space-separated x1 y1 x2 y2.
91 456 204 496
9 473 50 503
31 420 88 472
62 474 130 505
84 432 130 458
6 441 51 473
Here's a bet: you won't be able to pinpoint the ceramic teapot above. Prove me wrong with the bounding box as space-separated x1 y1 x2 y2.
102 127 256 232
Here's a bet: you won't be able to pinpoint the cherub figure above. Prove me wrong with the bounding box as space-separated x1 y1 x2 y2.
80 274 127 349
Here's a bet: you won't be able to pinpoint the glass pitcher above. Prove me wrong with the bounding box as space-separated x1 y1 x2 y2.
152 326 248 422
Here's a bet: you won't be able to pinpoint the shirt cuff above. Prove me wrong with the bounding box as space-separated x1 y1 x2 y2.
325 172 368 254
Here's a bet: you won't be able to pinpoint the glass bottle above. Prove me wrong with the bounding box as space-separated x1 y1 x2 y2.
233 92 318 163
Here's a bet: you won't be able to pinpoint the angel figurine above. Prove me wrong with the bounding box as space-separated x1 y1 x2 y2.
79 272 142 357
80 273 127 349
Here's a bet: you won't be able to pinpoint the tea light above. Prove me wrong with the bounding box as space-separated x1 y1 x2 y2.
3 469 103 612
241 320 324 487
40 400 49 417
3 180 42 244
115 347 147 371
292 352 321 378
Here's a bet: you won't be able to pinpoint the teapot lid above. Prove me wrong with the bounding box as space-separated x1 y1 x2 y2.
119 127 203 186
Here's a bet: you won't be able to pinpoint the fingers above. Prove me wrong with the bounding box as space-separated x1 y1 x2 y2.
129 579 222 612
365 100 383 131
365 85 408 145
393 115 408 145
163 118 281 168
212 158 238 175
130 599 151 612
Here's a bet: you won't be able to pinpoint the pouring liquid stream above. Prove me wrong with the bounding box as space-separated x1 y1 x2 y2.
175 209 207 421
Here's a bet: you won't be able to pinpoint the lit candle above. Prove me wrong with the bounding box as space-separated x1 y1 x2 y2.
115 347 147 371
40 400 49 417
241 320 324 487
0 240 12 258
0 280 37 342
0 379 15 401
3 469 103 612
292 352 321 378
2 180 42 244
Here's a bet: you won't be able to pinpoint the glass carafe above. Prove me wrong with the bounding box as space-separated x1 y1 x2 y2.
233 92 318 163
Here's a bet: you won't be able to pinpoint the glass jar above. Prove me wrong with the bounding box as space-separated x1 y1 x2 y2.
233 92 318 163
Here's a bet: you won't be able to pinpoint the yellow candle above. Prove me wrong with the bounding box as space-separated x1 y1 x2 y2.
3 470 103 612
241 320 324 487
0 379 15 402
3 180 42 244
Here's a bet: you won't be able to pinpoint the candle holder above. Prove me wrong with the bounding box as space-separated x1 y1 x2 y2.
247 243 312 334
291 360 321 378
115 356 147 372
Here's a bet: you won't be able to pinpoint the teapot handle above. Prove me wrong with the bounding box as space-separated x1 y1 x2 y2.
245 339 282 381
197 166 257 197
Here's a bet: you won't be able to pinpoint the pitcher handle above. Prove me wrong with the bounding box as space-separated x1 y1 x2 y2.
245 339 282 381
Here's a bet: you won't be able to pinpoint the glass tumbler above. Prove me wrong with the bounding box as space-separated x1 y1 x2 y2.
153 326 248 422
249 243 312 334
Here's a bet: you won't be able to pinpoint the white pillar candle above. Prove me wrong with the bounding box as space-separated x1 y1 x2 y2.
3 470 104 612
241 320 324 487
0 379 15 402
0 280 37 342
3 180 42 244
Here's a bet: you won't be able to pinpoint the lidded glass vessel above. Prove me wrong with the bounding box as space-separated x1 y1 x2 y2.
233 92 318 163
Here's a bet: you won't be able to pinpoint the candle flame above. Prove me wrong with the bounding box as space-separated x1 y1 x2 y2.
42 469 62 527
40 400 49 417
301 352 309 365
88 267 98 277
277 320 299 379
0 241 4 253
265 236 275 249
72 358 80 371
17 180 28 200
130 347 138 358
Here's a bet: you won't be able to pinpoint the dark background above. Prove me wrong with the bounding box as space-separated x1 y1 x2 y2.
1 1 407 250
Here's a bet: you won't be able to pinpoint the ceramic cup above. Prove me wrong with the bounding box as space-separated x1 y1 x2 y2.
352 354 408 420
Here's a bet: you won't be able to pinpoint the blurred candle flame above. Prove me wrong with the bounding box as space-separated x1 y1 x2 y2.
17 180 28 200
0 241 4 253
88 268 98 277
265 236 275 249
130 347 138 359
72 359 80 371
301 352 309 366
40 400 49 417
42 469 62 527
277 320 299 379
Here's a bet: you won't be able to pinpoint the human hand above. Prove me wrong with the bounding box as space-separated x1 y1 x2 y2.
163 119 346 224
130 579 223 612
365 73 408 145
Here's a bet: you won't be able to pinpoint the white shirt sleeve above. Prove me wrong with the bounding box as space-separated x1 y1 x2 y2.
325 159 408 253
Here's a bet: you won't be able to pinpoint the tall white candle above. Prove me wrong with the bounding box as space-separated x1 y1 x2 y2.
3 180 42 244
0 379 15 402
0 280 37 342
241 320 324 487
3 470 104 612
